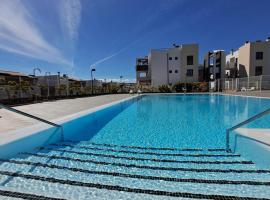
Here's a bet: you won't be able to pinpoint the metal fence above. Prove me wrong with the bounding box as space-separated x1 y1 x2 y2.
214 75 270 92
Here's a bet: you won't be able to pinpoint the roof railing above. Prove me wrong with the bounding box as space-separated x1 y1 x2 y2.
0 103 64 140
226 107 270 152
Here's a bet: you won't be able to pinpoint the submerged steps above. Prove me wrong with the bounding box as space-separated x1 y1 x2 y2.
0 141 270 199
49 143 239 157
64 140 227 152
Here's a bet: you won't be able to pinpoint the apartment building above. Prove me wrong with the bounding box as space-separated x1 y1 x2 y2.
136 57 151 85
136 44 199 87
203 50 226 81
0 69 40 102
225 50 239 78
225 38 270 78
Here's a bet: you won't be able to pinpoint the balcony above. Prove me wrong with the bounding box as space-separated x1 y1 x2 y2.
136 65 148 71
137 78 151 85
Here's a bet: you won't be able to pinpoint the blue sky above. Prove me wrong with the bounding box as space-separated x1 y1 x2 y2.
0 0 269 82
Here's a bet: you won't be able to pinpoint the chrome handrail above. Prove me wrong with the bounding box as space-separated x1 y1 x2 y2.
0 103 64 140
226 107 270 152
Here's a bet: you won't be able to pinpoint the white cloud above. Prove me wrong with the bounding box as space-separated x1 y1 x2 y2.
59 0 81 42
91 39 141 66
0 0 70 65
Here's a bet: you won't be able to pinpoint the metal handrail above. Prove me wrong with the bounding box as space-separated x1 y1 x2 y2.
226 107 270 152
0 103 64 140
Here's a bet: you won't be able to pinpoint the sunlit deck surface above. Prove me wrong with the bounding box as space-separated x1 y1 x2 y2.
0 94 131 134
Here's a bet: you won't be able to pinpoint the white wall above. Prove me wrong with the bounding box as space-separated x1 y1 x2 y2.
168 48 181 85
149 44 199 87
150 49 168 87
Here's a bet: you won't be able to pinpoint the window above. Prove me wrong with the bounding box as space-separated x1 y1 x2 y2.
255 66 263 76
256 52 263 60
175 70 178 73
186 69 193 76
169 57 172 60
175 57 178 60
187 56 194 65
216 73 221 79
169 70 172 73
139 72 146 78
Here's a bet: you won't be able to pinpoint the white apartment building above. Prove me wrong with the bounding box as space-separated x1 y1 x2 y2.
136 44 199 87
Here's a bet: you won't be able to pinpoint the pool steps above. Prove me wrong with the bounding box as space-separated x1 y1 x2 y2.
0 141 270 199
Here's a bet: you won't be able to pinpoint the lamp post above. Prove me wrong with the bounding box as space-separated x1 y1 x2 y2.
45 72 51 99
33 68 41 76
91 67 96 95
120 75 123 93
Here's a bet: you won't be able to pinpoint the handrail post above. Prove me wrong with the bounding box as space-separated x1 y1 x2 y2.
226 129 231 152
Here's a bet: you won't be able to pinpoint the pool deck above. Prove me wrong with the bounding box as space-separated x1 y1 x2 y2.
0 94 131 134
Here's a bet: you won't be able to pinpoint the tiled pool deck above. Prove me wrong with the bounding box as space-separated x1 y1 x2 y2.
0 94 131 134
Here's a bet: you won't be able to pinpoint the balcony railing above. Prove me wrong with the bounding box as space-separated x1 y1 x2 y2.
136 65 148 71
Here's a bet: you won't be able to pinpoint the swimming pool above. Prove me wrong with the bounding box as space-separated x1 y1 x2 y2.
0 94 270 199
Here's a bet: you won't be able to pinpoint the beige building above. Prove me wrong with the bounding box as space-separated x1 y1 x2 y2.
136 44 199 87
238 39 270 77
226 38 270 78
225 50 239 78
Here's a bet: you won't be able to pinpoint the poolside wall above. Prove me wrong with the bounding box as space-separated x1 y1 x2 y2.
234 133 270 168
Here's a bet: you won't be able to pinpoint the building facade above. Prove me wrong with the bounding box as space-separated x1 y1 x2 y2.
136 57 151 86
238 39 270 77
136 44 199 87
225 38 270 78
225 50 239 78
203 50 226 81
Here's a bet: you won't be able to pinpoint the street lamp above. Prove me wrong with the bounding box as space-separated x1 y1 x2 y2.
91 67 96 95
45 72 51 99
120 75 123 93
33 68 41 76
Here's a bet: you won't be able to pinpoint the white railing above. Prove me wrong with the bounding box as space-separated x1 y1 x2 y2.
226 107 270 152
215 75 270 92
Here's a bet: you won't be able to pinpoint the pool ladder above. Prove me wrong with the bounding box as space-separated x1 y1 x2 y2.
0 103 64 140
226 107 270 152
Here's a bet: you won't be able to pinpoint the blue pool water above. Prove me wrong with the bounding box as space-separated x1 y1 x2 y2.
72 94 270 149
0 94 270 199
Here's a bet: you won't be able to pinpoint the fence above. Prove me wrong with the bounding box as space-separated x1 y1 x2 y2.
214 75 270 92
0 83 136 105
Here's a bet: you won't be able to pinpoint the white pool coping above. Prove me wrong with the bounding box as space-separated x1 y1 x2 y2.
0 95 138 146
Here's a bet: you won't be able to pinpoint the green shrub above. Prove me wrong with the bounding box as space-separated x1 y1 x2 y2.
158 85 171 93
173 82 208 92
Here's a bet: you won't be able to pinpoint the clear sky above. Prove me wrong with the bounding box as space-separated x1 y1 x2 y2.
0 0 269 82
